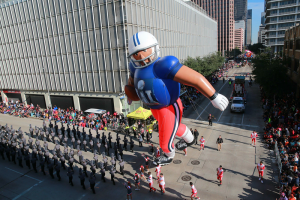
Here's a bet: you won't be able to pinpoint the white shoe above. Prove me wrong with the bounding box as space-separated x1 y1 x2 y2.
259 177 261 181
261 180 263 183
184 154 187 156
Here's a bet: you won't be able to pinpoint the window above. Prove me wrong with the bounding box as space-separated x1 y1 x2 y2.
290 40 294 49
279 7 296 13
278 30 285 35
296 39 300 50
279 15 294 20
270 17 277 21
269 32 276 36
280 0 296 5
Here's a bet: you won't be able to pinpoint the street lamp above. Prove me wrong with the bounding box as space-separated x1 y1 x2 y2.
38 67 51 108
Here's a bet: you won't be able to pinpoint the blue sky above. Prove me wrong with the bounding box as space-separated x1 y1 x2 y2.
248 0 265 44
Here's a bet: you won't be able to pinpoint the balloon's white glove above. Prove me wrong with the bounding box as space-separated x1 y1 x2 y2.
210 92 229 111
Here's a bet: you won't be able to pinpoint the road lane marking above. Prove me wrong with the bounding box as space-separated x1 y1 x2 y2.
5 167 42 182
196 80 228 120
217 111 224 122
216 122 258 127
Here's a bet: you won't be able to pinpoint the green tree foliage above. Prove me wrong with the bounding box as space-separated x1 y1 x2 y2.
247 43 266 54
252 53 292 97
182 52 224 77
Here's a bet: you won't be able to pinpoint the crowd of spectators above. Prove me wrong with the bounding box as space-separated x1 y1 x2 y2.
0 101 128 131
260 89 300 199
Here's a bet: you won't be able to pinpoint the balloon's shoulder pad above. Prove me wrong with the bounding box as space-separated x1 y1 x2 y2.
154 56 182 79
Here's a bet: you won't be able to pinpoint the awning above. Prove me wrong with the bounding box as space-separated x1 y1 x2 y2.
127 107 152 120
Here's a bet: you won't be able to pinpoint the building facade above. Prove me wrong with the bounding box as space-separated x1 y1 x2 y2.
234 28 244 51
246 9 252 46
234 0 247 21
258 24 266 45
284 24 300 96
192 0 235 55
265 0 299 53
0 0 217 113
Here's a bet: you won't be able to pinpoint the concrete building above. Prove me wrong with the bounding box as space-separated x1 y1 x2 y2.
234 28 244 51
258 24 267 45
0 0 217 113
265 0 300 53
261 12 266 25
246 9 252 46
234 0 247 21
192 0 235 55
284 24 300 97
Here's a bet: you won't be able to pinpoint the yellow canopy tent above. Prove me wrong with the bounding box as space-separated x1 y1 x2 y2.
126 107 152 120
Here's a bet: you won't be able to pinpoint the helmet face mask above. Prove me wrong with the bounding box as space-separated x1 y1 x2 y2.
128 31 160 69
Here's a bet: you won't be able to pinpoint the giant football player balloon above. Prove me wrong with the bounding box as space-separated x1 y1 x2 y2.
125 32 229 166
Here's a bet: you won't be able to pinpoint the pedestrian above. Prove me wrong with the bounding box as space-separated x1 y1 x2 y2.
89 139 94 151
97 141 101 155
158 173 165 193
103 155 108 170
110 166 116 185
83 139 87 152
208 114 213 126
216 135 223 151
108 132 112 148
155 164 161 179
93 153 98 169
123 136 128 151
134 173 140 190
119 159 125 175
194 129 199 145
124 181 133 200
17 153 23 168
251 130 258 146
55 163 61 181
129 138 134 152
139 165 147 181
144 155 150 172
67 167 74 186
147 172 156 192
78 168 86 189
90 164 96 175
190 182 200 200
200 136 205 150
60 155 66 170
82 160 88 177
89 173 96 194
138 134 143 147
257 161 265 183
217 165 223 185
156 146 160 158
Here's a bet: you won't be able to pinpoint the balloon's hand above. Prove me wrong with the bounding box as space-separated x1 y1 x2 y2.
211 93 229 111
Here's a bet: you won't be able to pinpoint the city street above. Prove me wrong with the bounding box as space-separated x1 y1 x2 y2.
0 65 279 200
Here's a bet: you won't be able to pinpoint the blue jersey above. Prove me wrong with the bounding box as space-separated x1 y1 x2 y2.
129 56 182 109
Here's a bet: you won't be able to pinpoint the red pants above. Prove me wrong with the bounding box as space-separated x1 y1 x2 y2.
217 175 223 181
151 98 186 154
191 193 197 197
259 171 264 177
200 144 204 149
252 138 256 142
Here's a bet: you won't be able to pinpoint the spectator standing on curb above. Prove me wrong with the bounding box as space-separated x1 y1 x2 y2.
190 182 200 200
216 135 223 151
200 136 205 150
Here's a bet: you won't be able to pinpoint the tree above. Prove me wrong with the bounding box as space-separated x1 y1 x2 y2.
252 53 293 97
229 48 242 57
247 43 266 54
182 52 224 77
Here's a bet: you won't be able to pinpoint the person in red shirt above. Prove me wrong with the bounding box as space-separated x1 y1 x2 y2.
217 165 224 185
156 146 160 158
190 182 200 200
257 161 265 183
199 136 205 150
251 130 258 146
147 172 156 192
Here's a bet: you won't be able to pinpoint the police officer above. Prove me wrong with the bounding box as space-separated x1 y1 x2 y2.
125 124 129 136
110 166 116 185
83 139 87 152
79 168 86 189
53 154 58 166
5 146 11 161
55 163 61 181
43 141 48 151
149 128 153 139
82 159 88 177
45 150 50 164
60 155 66 170
17 151 23 168
108 132 112 148
77 138 81 149
116 135 120 148
64 147 68 159
90 164 96 175
29 124 33 137
40 129 45 141
11 147 16 164
130 137 134 152
47 160 54 179
51 131 55 143
71 137 75 149
89 139 94 151
123 136 128 151
55 143 60 155
45 130 50 142
31 156 37 173
105 142 109 156
114 142 118 158
58 133 63 145
100 167 106 182
40 157 46 175
119 159 125 175
0 143 4 160
102 133 106 146
111 156 116 169
78 149 83 164
103 154 108 170
35 126 39 138
132 126 137 138
89 173 96 194
69 156 74 171
67 167 74 186
96 140 101 155
28 137 33 149
93 153 98 169
119 147 124 160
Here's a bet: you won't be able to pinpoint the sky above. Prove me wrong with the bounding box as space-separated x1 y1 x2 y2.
248 0 265 44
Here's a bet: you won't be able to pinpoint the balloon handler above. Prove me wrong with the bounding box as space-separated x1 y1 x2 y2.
125 32 229 166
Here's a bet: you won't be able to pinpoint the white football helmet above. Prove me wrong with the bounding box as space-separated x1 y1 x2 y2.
128 31 160 68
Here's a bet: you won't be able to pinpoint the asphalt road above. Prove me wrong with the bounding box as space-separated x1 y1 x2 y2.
0 65 279 200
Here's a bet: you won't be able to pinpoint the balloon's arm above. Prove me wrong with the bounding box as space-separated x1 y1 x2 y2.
124 76 140 102
173 65 216 99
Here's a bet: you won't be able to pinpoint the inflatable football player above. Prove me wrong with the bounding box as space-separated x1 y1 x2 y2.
125 32 229 166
